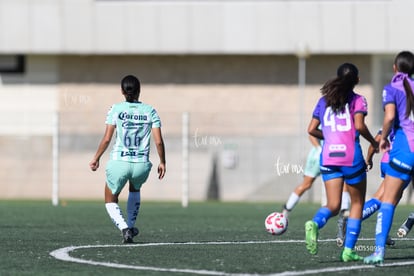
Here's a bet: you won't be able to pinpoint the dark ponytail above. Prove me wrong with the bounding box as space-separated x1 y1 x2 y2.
321 63 359 114
121 75 141 103
403 78 414 119
394 51 414 119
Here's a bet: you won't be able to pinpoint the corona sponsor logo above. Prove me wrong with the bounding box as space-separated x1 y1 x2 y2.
118 112 148 121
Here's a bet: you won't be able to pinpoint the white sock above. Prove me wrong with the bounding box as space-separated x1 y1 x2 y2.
285 193 300 211
127 192 141 228
341 191 351 211
105 203 128 231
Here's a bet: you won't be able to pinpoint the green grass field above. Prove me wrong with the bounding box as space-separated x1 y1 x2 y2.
1 200 414 275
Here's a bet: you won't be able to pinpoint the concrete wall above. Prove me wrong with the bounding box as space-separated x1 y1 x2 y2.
0 0 412 202
0 0 413 55
2 53 404 204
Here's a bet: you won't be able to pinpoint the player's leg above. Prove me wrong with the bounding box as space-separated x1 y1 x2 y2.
283 175 316 216
337 159 368 262
363 181 384 220
283 146 320 217
127 162 152 238
362 162 387 220
360 162 396 246
397 180 414 237
365 145 414 264
340 179 366 261
305 173 342 255
104 160 132 243
364 175 405 264
127 184 141 237
397 211 414 237
104 185 133 243
336 185 350 247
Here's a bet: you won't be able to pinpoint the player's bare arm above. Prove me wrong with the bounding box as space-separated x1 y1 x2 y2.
152 127 166 179
89 125 115 171
380 103 396 153
365 133 381 170
307 118 323 140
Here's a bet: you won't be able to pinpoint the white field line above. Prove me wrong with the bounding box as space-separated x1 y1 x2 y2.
50 238 414 276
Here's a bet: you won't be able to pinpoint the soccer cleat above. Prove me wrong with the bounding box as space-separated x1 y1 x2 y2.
397 227 407 238
336 238 344 247
340 248 363 262
336 210 348 247
305 220 319 255
386 235 395 246
397 213 414 238
122 228 133 244
363 252 384 265
131 227 139 238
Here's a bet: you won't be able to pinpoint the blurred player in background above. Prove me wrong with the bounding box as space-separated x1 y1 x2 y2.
305 63 378 262
282 135 322 218
89 75 166 243
281 135 351 246
365 51 414 264
397 210 414 237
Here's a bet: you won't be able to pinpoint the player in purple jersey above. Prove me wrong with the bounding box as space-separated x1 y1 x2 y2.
304 63 378 262
281 134 351 246
363 130 394 222
90 75 166 243
362 129 403 246
364 51 414 264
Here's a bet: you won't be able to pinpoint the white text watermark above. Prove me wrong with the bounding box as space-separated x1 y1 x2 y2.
193 128 222 148
274 157 304 176
63 92 91 106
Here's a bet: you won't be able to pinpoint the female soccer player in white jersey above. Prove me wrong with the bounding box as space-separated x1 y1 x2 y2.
89 75 166 243
305 63 378 262
364 51 414 264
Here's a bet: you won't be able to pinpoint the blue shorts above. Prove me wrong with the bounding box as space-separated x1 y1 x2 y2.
386 130 414 183
381 161 411 189
320 160 366 185
380 161 388 178
105 160 152 195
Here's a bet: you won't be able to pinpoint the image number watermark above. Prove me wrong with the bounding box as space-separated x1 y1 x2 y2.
354 245 381 252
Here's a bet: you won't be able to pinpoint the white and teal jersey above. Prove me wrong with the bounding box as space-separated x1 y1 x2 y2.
105 101 161 162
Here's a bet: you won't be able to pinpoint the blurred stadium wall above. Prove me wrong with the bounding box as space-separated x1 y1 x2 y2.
0 0 413 204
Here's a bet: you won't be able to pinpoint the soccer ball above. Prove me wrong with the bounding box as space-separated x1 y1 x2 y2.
265 212 288 235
